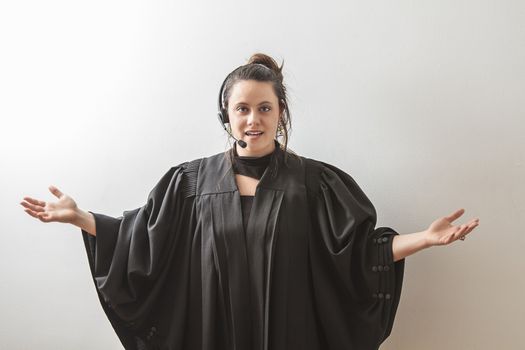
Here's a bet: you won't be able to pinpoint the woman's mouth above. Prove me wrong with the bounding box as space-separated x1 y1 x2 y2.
245 131 264 138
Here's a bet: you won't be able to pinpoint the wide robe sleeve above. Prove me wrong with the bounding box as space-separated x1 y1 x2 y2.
307 161 405 350
80 161 199 349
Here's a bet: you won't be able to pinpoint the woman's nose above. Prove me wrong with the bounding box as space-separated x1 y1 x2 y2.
247 111 261 124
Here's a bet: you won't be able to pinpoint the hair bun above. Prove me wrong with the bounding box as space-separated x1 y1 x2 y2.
247 53 284 82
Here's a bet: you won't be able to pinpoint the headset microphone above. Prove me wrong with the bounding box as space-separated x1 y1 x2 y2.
217 71 247 148
236 139 248 148
217 112 247 148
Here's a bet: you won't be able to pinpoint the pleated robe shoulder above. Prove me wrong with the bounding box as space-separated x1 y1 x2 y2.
81 145 405 350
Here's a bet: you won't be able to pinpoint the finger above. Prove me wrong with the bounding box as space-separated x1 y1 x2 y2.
454 224 469 240
458 223 476 241
22 196 46 208
49 185 64 199
464 222 479 235
24 208 40 219
20 201 45 213
459 220 479 238
26 209 50 222
454 222 479 241
444 208 465 223
465 218 479 225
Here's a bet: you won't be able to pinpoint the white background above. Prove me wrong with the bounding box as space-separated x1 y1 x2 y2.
1 0 523 349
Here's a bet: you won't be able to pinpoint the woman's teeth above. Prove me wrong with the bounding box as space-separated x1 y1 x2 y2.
245 131 263 136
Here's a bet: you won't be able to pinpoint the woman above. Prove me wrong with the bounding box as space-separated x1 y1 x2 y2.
20 53 479 350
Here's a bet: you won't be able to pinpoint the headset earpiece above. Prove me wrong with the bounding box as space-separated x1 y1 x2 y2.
217 74 230 125
217 111 228 125
218 108 229 124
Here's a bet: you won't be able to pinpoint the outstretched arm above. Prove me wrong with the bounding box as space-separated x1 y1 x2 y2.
392 208 480 262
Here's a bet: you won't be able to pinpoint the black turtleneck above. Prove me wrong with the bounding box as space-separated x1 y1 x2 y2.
232 143 274 233
232 144 272 180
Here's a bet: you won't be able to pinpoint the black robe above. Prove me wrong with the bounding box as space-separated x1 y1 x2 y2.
81 142 405 350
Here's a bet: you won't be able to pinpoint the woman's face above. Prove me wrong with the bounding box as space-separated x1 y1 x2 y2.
227 79 281 157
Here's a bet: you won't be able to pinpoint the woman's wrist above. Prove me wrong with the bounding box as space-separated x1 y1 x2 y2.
72 208 96 236
392 230 433 262
420 230 434 249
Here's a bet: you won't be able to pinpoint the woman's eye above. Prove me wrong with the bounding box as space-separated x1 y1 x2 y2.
236 106 271 112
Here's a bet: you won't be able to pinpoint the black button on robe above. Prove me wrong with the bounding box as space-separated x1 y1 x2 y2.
81 143 405 350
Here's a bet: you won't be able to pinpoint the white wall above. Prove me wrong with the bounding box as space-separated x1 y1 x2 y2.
1 0 523 349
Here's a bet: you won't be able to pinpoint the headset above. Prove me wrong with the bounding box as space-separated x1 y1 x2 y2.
216 71 231 125
216 69 247 148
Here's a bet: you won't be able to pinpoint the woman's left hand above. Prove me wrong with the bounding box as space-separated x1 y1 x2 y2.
424 208 480 247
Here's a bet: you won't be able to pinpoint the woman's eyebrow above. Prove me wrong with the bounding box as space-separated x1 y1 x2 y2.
235 101 272 106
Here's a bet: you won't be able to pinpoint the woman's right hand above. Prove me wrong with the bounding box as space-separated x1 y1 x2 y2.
20 185 79 224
